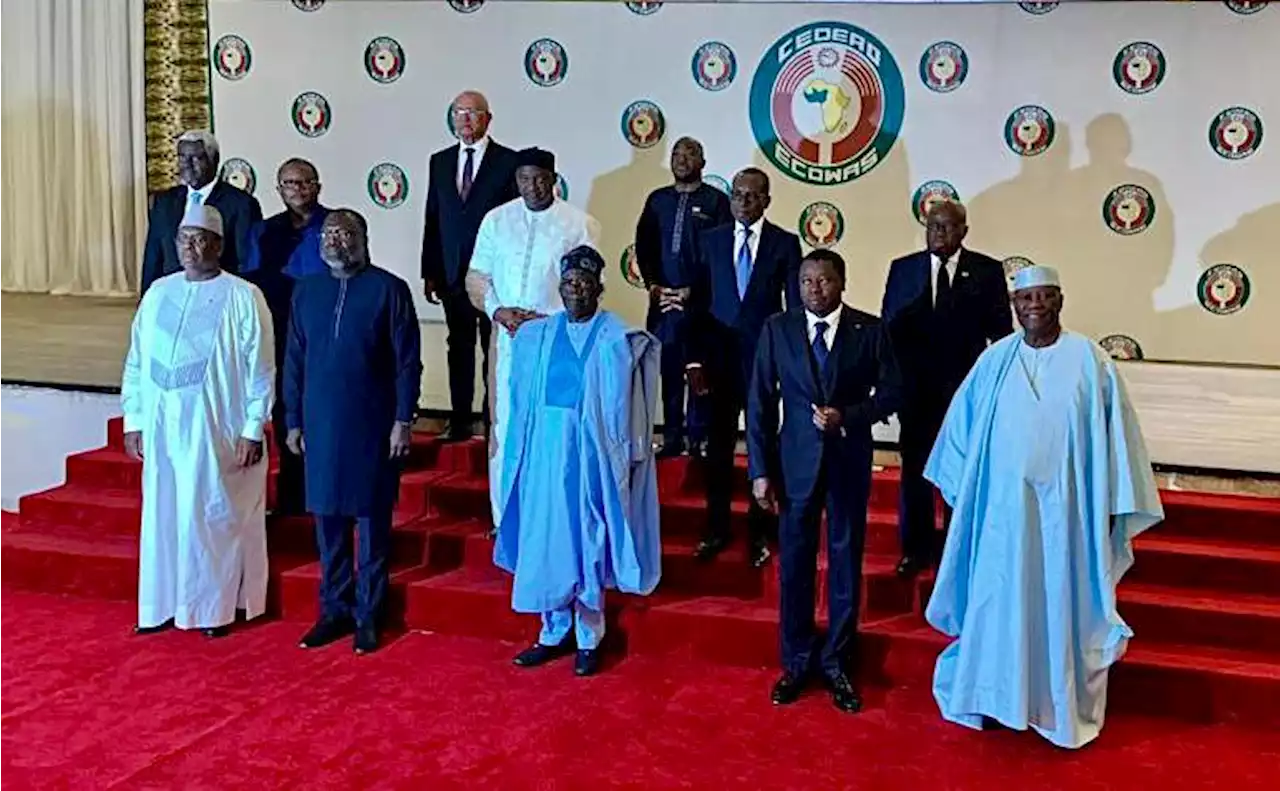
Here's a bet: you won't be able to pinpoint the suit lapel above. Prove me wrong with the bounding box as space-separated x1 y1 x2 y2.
820 306 852 398
786 311 821 399
465 141 505 206
720 226 742 308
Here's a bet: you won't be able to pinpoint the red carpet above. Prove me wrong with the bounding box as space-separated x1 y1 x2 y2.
4 415 1280 780
4 589 1278 790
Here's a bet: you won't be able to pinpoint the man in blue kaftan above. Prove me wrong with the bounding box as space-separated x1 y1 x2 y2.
492 245 661 677
924 265 1163 749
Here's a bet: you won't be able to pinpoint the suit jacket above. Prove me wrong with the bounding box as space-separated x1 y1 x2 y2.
880 248 1012 399
747 306 902 498
420 141 519 290
140 182 263 294
687 219 802 371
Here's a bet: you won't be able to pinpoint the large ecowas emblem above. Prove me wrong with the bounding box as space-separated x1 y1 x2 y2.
1103 184 1155 235
219 158 256 195
1004 105 1055 157
365 37 405 84
692 41 737 92
525 39 568 87
1209 107 1263 160
749 21 906 186
292 92 331 138
1113 42 1166 95
367 163 408 210
919 41 968 94
213 35 252 81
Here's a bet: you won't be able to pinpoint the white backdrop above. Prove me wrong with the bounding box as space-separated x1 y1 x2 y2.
208 0 1276 366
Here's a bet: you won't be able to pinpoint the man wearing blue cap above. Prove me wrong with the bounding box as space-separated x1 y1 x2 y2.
923 264 1164 749
491 245 662 677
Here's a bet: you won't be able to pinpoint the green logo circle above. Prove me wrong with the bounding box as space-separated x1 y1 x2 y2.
367 163 409 210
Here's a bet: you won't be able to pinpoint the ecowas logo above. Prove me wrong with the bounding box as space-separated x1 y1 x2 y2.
213 35 251 81
365 37 405 84
798 202 845 249
1018 2 1058 14
1001 256 1035 292
292 0 324 11
525 39 568 87
220 158 256 195
621 100 666 149
1103 184 1156 235
1004 105 1055 157
1197 264 1251 315
1099 334 1144 361
367 163 409 210
292 92 331 138
692 41 737 92
626 1 662 15
704 174 730 195
919 41 968 94
1113 42 1166 95
620 244 645 288
1224 1 1269 15
911 180 959 226
448 0 484 13
554 174 569 201
1209 107 1263 160
749 21 906 186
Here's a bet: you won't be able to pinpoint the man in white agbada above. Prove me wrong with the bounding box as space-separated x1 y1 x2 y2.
924 265 1164 749
122 204 275 638
465 147 600 524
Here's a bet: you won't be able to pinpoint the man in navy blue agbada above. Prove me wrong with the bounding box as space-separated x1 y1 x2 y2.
284 208 422 655
633 137 730 458
241 158 329 513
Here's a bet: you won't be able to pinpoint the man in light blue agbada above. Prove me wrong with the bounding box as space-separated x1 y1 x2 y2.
492 245 662 677
924 265 1163 749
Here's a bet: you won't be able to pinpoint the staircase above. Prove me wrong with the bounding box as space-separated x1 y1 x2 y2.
5 417 1280 728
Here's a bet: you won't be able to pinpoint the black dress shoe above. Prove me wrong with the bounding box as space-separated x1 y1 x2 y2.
202 625 230 639
693 534 730 562
441 422 473 443
825 672 863 714
687 440 706 459
133 619 173 635
354 623 380 655
513 639 575 667
749 540 772 569
771 672 807 705
655 440 686 460
574 649 600 677
896 555 924 578
299 616 354 649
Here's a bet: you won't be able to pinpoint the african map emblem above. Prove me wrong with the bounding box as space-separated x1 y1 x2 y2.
1002 256 1034 292
621 100 666 149
748 21 906 186
291 0 324 11
292 93 331 138
367 163 408 210
1113 42 1166 95
1103 185 1156 236
620 244 645 288
1224 1 1269 15
692 42 737 92
213 35 251 81
1209 107 1263 160
448 0 484 13
911 181 960 226
1197 264 1251 315
1018 2 1058 14
798 202 845 249
1099 335 1145 361
705 175 730 195
626 1 662 15
919 41 968 94
220 158 256 195
1004 105 1055 157
525 39 568 87
364 37 405 84
554 174 569 201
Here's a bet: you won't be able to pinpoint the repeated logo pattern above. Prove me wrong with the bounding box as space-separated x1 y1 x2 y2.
621 100 666 149
919 41 968 94
219 158 256 195
692 42 737 92
291 92 331 138
367 163 408 210
448 0 484 13
620 244 645 288
1003 105 1056 157
1018 2 1059 14
1099 334 1145 361
1113 42 1166 95
1001 256 1035 292
798 202 845 249
704 175 730 195
213 35 252 81
1209 107 1264 160
1197 264 1251 315
626 2 662 16
912 181 960 226
1223 1 1269 15
525 39 568 87
291 0 324 11
364 37 405 84
1103 185 1156 236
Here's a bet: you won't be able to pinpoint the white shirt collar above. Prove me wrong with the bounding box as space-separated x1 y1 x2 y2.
460 136 489 157
930 247 962 270
738 217 764 237
187 180 215 201
805 304 842 334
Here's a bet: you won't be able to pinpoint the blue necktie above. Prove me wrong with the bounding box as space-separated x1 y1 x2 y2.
735 226 753 298
812 321 830 371
188 190 203 209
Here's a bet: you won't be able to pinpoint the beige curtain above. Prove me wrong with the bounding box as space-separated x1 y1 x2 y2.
0 0 148 296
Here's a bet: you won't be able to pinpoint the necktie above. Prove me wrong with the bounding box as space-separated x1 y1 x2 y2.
812 321 830 371
188 190 203 210
460 147 475 201
736 226 753 298
935 259 952 307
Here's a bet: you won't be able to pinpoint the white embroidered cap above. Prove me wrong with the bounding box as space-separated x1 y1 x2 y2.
180 204 224 238
1012 264 1060 291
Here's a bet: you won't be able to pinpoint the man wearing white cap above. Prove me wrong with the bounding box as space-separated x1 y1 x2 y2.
122 203 276 638
922 265 1164 749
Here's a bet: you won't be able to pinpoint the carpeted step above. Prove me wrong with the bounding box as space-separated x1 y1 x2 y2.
1128 535 1280 597
1154 490 1280 547
278 559 442 625
1118 584 1280 657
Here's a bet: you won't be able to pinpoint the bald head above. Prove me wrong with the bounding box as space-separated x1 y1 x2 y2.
451 90 492 144
925 199 968 260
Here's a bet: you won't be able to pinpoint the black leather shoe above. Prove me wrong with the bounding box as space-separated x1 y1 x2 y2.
771 672 807 705
133 619 173 635
896 555 924 578
202 625 230 639
441 422 473 443
693 534 730 562
299 616 354 649
513 639 575 667
825 672 863 714
749 540 772 569
574 649 600 677
655 440 686 460
353 622 380 655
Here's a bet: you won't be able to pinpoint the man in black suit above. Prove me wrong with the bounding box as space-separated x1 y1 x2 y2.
686 167 801 568
748 249 902 713
421 90 519 441
880 201 1013 577
140 130 262 294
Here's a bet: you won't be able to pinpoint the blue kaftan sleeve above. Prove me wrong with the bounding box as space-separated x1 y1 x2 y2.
388 276 423 423
1102 356 1164 586
628 331 660 462
283 283 306 431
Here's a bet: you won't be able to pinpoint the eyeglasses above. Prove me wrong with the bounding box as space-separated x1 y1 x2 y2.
451 108 488 120
279 178 318 189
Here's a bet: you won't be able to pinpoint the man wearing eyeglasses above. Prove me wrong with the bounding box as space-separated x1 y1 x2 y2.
241 158 329 514
421 90 520 442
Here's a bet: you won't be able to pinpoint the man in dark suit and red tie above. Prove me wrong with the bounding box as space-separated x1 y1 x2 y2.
421 90 519 441
880 200 1013 577
686 167 802 568
747 249 902 713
